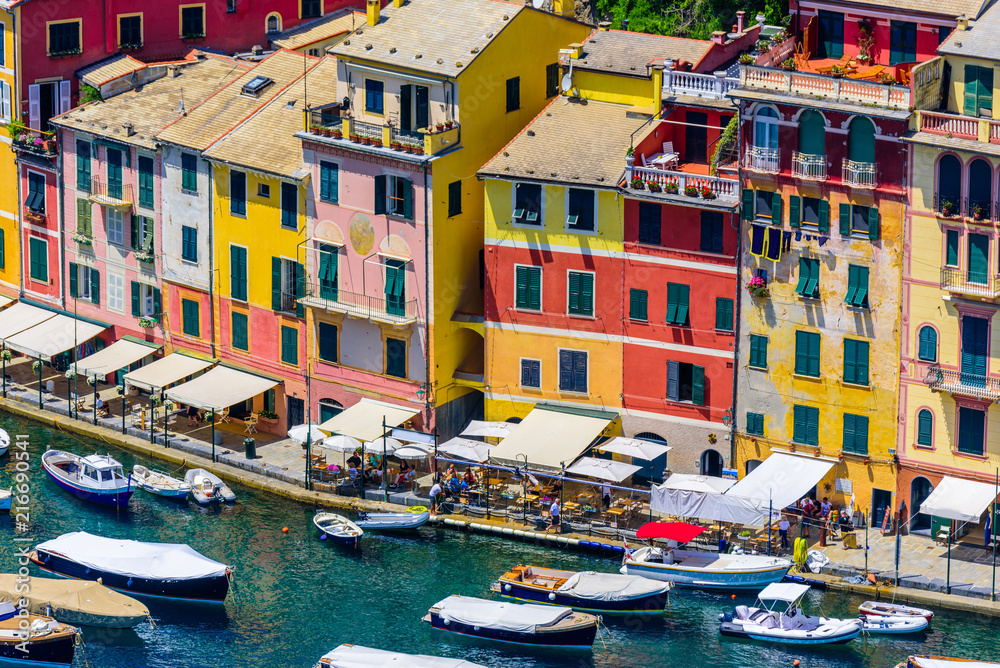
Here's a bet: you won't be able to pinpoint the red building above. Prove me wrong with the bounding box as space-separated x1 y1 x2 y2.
19 150 61 304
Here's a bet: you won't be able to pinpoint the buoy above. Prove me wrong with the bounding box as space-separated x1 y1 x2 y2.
793 661 800 667
548 593 556 601
126 579 133 587
504 584 511 592
320 534 327 541
732 594 737 600
282 527 289 533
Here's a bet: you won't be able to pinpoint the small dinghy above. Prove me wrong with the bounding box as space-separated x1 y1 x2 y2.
355 508 430 530
719 583 861 645
0 601 79 666
895 656 1000 668
860 600 934 622
32 531 232 602
861 615 929 634
0 574 149 629
132 465 191 500
314 512 363 548
493 564 673 614
0 488 10 512
41 450 134 508
423 595 599 648
315 644 488 668
0 428 9 457
185 468 236 504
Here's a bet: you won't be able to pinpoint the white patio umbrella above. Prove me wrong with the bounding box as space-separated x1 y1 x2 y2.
660 473 735 494
460 420 515 439
318 434 362 452
596 436 671 461
565 457 642 483
287 423 330 444
394 444 432 459
364 436 402 455
437 436 494 463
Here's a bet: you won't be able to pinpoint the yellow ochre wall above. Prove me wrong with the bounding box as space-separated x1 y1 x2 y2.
0 7 19 295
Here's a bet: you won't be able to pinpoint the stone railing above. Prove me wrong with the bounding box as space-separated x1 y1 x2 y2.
664 70 739 100
744 146 780 174
842 159 877 189
740 64 910 109
625 164 739 200
918 110 1000 145
791 152 826 181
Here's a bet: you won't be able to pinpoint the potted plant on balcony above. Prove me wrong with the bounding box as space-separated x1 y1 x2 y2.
940 199 956 217
647 180 662 193
781 57 796 71
137 317 157 329
748 275 769 298
973 203 988 221
664 182 679 194
856 18 875 64
413 143 425 155
701 186 716 199
72 233 93 246
738 52 754 65
684 185 699 197
625 145 634 165
880 73 898 85
444 120 454 130
258 410 279 429
349 134 362 143
830 65 845 78
332 127 343 139
630 176 644 190
390 140 402 151
435 122 444 133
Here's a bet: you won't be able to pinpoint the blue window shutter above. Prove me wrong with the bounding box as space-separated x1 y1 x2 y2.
559 350 572 390
573 351 587 392
666 360 679 401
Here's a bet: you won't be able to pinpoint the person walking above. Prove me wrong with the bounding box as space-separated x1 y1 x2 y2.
779 516 790 550
547 499 561 534
601 484 612 509
430 478 443 518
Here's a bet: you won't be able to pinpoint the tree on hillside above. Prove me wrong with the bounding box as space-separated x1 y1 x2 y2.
592 0 787 41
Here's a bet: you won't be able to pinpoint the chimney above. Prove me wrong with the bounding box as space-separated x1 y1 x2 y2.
598 21 611 30
168 65 180 78
393 0 403 6
736 10 745 33
122 122 135 137
957 13 969 30
251 45 262 56
711 30 726 45
367 0 380 26
552 0 573 17
568 42 583 59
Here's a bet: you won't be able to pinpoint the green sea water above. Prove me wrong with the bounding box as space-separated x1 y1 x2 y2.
2 414 1000 668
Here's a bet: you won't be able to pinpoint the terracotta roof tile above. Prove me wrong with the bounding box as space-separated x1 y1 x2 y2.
271 9 364 50
574 30 714 77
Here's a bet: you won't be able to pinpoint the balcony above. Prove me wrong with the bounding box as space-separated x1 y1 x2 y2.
663 69 739 100
624 164 738 202
301 110 459 158
299 283 418 325
11 128 58 157
842 159 876 189
940 266 1000 299
791 152 826 181
87 179 133 210
924 364 1000 402
739 64 910 110
744 146 780 174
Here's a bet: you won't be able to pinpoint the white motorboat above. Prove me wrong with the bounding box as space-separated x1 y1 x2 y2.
896 656 1000 668
185 469 236 504
0 489 9 512
0 428 9 457
315 644 488 668
41 451 135 508
314 512 363 548
355 509 430 530
719 583 862 645
132 465 191 500
859 599 934 621
861 615 929 634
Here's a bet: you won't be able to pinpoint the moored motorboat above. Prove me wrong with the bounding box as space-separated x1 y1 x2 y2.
185 468 236 504
132 465 191 500
0 428 9 457
315 644 488 668
0 488 10 512
31 531 232 603
861 615 929 634
41 450 134 508
895 656 1000 668
0 601 79 666
860 599 934 622
719 583 861 645
0 574 149 629
313 512 363 548
493 564 672 614
354 510 429 530
423 595 598 648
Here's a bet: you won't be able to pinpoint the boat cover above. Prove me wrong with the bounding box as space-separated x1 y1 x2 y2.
636 521 705 542
434 596 572 633
36 532 229 581
320 644 487 668
918 476 999 523
909 658 1000 668
556 572 669 601
0 575 148 627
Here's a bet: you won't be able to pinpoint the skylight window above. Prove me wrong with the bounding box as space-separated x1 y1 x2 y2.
242 76 274 97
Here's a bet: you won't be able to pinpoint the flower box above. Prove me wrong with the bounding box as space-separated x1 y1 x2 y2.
135 252 155 263
72 233 93 246
630 177 644 190
700 187 716 199
664 184 679 194
137 317 158 329
684 186 699 197
647 182 662 193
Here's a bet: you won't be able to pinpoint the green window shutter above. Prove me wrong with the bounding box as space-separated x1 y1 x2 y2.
567 271 581 313
691 365 705 406
715 297 734 331
515 266 528 307
130 216 140 251
839 203 851 236
527 267 540 310
854 266 869 307
629 289 647 320
855 415 868 454
130 280 140 316
806 407 819 445
232 312 248 351
846 265 859 305
868 207 880 240
844 339 857 384
319 250 339 300
946 230 959 266
843 413 856 452
818 200 829 233
793 405 806 443
789 195 800 228
749 334 768 369
795 331 808 375
402 179 414 220
797 258 818 298
69 262 78 298
231 246 247 301
271 257 281 311
0 229 5 269
666 283 679 323
90 269 99 305
295 262 305 318
795 258 809 295
675 284 690 324
281 326 298 365
374 175 386 215
582 274 593 315
138 156 154 209
318 322 338 363
320 162 338 203
76 198 92 235
856 339 869 385
747 412 764 436
980 66 994 115
153 288 161 315
182 300 200 337
741 189 754 220
965 65 980 116
917 409 932 446
771 192 782 226
29 238 47 283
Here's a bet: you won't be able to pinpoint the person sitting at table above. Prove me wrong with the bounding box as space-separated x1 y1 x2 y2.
365 466 383 485
393 460 411 487
368 454 382 469
463 468 476 486
446 472 462 494
446 464 458 480
347 452 362 470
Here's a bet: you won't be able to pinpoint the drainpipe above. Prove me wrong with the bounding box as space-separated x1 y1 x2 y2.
730 102 744 470
208 160 216 358
422 160 431 429
57 135 65 309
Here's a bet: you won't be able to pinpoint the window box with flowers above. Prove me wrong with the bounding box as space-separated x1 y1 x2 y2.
647 181 662 193
72 233 93 246
48 47 82 59
137 317 158 329
182 32 205 41
630 177 644 190
135 252 155 264
24 208 45 224
684 185 699 197
664 183 679 194
118 42 143 52
748 275 769 298
700 187 716 199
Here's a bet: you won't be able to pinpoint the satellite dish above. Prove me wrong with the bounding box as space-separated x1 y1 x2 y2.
560 73 573 93
532 0 544 8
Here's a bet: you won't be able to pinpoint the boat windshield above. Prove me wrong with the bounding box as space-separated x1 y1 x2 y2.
757 597 801 614
112 467 125 480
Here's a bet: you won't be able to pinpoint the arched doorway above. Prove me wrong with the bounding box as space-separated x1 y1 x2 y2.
318 399 343 424
633 432 668 484
745 459 763 476
700 450 723 477
910 476 933 533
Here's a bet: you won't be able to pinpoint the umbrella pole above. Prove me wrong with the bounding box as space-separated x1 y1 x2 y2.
767 494 772 557
211 415 216 463
2 345 6 398
994 468 998 602
122 391 126 435
382 417 388 502
37 355 41 408
162 389 168 444
947 521 952 595
93 377 98 425
485 457 490 521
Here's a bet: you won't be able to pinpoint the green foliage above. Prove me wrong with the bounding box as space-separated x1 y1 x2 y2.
593 0 785 40
710 114 738 176
80 84 101 105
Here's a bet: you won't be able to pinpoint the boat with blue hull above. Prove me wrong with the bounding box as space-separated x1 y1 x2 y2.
424 595 598 648
41 451 134 508
31 532 232 603
0 601 79 666
493 565 672 614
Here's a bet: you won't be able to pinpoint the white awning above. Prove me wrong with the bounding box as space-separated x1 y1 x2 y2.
165 365 279 412
758 582 810 603
597 436 671 461
5 313 106 361
661 473 735 493
650 486 767 525
437 437 493 463
123 352 215 392
726 452 835 509
0 302 57 343
71 339 161 378
487 406 616 472
565 457 641 483
460 421 516 438
0 295 14 311
318 398 419 441
919 476 998 523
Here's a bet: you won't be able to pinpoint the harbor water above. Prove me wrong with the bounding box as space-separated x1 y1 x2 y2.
3 415 1000 668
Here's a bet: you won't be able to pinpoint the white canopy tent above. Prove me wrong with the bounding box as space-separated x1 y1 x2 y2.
487 406 616 472
460 420 516 439
70 339 161 378
918 476 999 523
437 437 493 463
661 473 735 493
123 352 214 392
757 582 810 603
651 486 768 525
0 302 56 343
5 313 106 361
318 398 419 441
596 436 671 461
726 452 835 508
565 457 642 483
165 365 279 412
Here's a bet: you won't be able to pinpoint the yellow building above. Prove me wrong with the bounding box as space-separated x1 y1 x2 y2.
898 6 1000 537
0 4 19 295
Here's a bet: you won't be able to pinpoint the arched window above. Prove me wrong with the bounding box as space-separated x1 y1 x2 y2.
917 326 937 362
847 116 875 163
754 107 779 149
916 409 933 447
266 13 281 33
968 158 992 219
700 450 724 477
937 154 961 214
634 432 667 443
798 109 825 156
745 459 763 475
318 398 342 423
